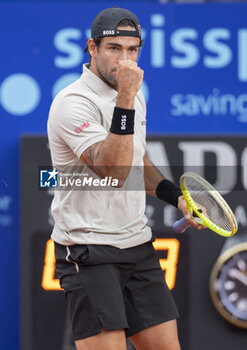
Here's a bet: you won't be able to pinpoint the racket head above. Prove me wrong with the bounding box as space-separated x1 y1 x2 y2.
180 172 238 237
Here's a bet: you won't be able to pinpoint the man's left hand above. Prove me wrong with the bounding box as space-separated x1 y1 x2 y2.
177 196 206 230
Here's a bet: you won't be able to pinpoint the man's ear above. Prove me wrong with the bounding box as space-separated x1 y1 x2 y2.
87 38 98 58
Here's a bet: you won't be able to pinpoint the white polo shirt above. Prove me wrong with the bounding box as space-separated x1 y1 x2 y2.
47 64 152 249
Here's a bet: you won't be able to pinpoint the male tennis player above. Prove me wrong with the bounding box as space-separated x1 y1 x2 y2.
48 7 203 350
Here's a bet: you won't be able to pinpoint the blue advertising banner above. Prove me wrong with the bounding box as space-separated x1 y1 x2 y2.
0 2 247 349
1 3 247 134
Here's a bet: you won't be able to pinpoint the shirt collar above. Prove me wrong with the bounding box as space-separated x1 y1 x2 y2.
80 63 118 102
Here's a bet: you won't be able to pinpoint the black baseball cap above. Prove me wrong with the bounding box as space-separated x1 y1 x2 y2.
84 7 142 52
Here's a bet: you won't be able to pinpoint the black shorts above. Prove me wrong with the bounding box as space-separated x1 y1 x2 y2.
55 241 179 341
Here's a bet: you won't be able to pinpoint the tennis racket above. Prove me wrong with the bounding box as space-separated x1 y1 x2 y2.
173 172 238 237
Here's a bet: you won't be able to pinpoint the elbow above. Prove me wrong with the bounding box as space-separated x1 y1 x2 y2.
110 168 131 188
104 175 127 188
114 177 126 188
97 169 129 188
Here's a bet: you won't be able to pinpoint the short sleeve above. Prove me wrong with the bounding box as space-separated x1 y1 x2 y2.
50 94 108 159
137 89 147 118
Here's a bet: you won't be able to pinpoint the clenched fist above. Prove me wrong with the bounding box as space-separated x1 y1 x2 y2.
116 60 144 108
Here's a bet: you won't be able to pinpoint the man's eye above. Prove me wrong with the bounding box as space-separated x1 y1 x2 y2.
130 48 137 53
110 47 119 51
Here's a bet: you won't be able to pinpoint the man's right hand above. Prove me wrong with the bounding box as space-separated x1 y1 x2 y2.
116 60 144 109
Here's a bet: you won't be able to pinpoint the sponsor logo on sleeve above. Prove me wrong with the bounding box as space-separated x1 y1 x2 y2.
74 121 90 134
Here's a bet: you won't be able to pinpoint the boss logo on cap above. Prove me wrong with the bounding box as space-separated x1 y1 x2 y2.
103 30 115 35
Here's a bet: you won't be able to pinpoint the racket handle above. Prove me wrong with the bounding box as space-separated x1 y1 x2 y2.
173 217 191 233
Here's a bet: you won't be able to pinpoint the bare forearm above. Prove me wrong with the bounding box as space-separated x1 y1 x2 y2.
95 134 133 184
144 154 164 196
144 153 184 210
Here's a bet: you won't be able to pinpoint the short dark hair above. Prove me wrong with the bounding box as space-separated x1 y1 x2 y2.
87 19 144 65
118 19 136 28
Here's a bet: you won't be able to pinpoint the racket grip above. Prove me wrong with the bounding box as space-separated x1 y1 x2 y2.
173 217 190 233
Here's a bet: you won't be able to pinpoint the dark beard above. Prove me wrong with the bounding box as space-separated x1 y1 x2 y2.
96 62 118 90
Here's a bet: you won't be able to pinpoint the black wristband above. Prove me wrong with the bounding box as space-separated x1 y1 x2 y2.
156 179 182 208
110 107 135 135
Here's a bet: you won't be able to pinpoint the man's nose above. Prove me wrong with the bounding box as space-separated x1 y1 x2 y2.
118 50 128 62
